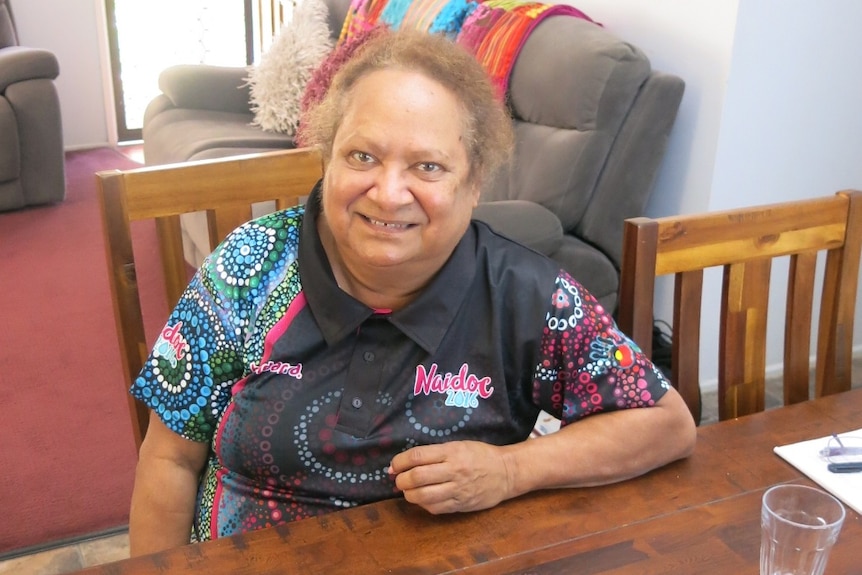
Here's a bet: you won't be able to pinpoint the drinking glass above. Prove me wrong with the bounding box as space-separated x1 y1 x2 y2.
760 484 845 575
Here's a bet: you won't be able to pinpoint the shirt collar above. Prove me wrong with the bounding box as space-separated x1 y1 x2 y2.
298 183 477 353
388 227 476 353
298 183 375 345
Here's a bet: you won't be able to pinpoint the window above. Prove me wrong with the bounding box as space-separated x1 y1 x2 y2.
104 0 255 142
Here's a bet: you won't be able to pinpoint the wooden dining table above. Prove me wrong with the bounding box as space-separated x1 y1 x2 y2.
75 389 862 574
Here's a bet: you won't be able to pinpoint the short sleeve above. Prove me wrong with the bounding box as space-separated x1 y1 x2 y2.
131 209 303 442
531 270 670 425
131 272 244 442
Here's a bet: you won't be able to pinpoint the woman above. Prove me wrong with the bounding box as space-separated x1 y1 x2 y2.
128 29 696 556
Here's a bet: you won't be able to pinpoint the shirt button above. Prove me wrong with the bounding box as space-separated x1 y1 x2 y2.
363 351 375 362
351 397 363 409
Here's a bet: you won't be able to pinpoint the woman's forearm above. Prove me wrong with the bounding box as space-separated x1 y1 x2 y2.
389 388 696 515
128 455 202 556
503 388 696 496
128 415 210 557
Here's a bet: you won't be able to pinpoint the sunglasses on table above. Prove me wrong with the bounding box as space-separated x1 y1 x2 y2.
819 434 862 473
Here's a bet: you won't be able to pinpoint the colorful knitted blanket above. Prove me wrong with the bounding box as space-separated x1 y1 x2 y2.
338 0 596 96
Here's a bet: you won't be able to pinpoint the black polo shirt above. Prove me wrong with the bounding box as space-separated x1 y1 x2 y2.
132 185 670 542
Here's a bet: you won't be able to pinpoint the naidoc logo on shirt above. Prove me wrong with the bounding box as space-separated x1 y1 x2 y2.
153 322 188 368
413 363 494 408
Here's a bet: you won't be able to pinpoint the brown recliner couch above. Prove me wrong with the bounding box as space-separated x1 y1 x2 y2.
0 0 65 212
142 0 684 312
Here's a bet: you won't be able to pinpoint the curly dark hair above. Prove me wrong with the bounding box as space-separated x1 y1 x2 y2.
301 28 514 184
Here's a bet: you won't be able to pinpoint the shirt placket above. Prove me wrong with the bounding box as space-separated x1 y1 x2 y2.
334 315 396 437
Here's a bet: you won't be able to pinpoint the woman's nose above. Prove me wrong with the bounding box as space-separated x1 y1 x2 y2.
369 167 411 207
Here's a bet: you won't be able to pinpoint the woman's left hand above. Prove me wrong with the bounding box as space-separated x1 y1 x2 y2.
388 440 515 514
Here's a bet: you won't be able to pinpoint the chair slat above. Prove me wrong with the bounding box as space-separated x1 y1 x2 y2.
816 191 862 396
672 270 703 422
207 205 255 252
155 215 189 308
784 251 817 404
718 260 770 420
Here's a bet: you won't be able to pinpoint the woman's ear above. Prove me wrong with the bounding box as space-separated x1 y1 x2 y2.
469 178 482 208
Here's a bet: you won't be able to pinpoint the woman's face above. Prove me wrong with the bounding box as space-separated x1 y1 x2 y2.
320 68 478 277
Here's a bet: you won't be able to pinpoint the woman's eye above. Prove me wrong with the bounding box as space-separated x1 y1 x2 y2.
349 151 374 164
417 162 442 173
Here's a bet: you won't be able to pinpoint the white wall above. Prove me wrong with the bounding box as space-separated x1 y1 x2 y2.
14 0 862 382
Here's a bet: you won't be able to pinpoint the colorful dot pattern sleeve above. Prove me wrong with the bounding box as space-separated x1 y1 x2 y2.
531 270 671 425
130 208 303 443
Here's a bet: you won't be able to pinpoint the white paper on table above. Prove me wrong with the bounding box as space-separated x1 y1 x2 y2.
773 427 862 515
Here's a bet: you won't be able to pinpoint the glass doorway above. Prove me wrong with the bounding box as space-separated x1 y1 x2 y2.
104 1 253 142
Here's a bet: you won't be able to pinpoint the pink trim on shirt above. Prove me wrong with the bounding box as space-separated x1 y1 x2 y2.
211 468 227 540
262 291 308 363
211 291 308 539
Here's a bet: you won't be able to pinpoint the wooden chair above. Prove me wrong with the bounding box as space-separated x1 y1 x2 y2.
617 191 862 424
97 148 323 451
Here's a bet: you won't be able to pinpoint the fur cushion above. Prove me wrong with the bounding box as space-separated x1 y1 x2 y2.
247 0 334 135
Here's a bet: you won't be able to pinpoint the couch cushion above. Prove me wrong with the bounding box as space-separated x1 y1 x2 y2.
510 17 649 131
0 97 19 182
472 200 562 255
482 120 609 235
158 65 252 115
548 236 619 312
142 108 295 165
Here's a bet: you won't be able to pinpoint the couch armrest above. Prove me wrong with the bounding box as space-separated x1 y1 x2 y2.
158 64 253 114
473 200 564 255
142 93 176 128
0 46 59 91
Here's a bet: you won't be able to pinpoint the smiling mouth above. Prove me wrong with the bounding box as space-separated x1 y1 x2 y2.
364 215 412 230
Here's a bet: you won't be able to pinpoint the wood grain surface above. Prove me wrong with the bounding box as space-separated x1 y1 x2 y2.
74 389 862 574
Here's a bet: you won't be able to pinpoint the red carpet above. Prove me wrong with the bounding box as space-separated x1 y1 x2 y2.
0 148 169 555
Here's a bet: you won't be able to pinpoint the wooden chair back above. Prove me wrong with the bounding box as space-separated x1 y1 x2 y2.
617 191 862 424
97 148 323 451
